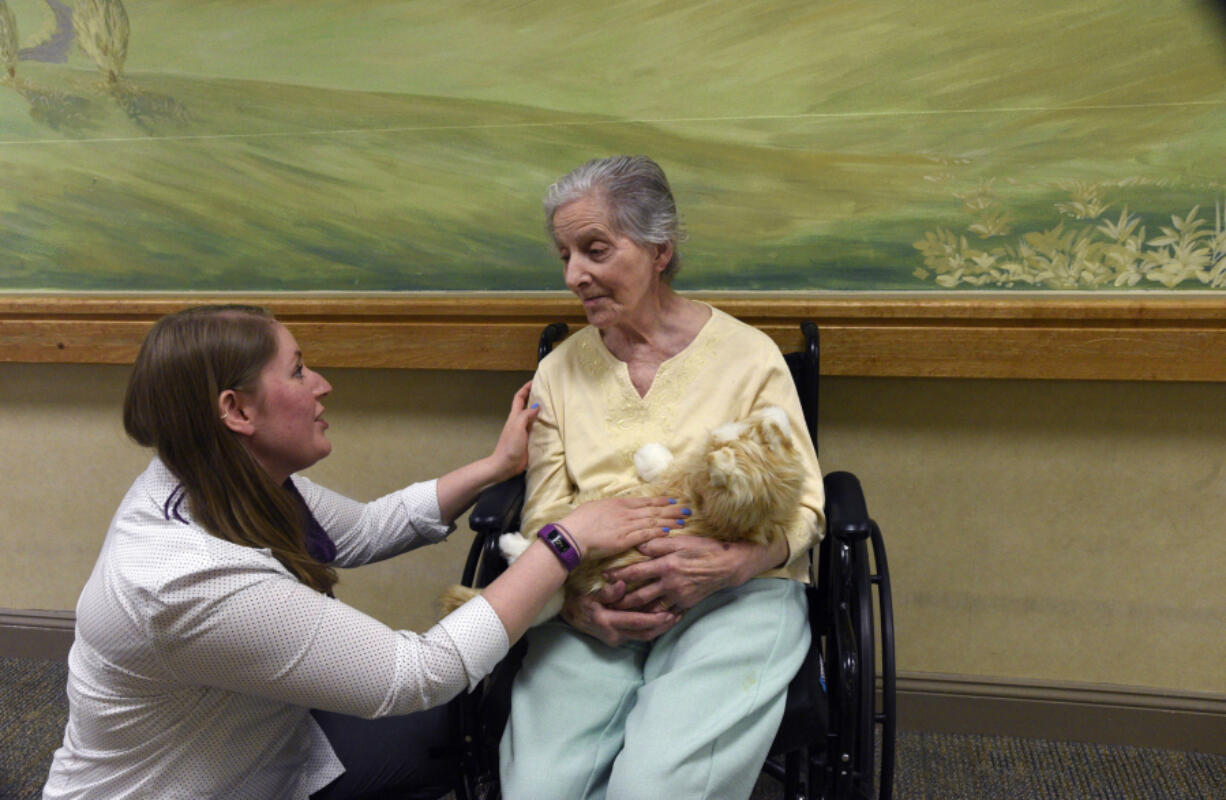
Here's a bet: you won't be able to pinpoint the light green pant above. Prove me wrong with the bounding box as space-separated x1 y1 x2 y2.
499 578 809 800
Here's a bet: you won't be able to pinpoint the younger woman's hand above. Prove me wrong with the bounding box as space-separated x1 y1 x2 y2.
558 496 675 560
489 382 539 481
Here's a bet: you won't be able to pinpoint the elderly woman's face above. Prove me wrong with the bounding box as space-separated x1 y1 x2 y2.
553 194 671 329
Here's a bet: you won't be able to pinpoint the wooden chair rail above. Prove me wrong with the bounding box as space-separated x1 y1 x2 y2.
1 293 1223 381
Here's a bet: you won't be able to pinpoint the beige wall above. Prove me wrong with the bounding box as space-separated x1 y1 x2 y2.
2 362 1223 695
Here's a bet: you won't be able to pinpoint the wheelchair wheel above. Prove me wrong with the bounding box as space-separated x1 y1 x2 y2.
453 687 501 800
871 522 896 800
824 522 895 800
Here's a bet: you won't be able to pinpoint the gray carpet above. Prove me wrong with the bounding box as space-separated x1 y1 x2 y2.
4 656 1223 799
861 732 1224 800
2 657 68 800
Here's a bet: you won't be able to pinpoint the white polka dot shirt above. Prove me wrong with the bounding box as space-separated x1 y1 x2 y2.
43 457 508 799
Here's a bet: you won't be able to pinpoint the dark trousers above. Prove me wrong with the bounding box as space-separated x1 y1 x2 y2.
309 704 455 800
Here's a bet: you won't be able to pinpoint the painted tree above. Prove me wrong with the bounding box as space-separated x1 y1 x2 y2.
0 1 17 80
73 0 128 84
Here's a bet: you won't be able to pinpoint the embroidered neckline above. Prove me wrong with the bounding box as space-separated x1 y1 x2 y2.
586 302 719 402
570 304 728 473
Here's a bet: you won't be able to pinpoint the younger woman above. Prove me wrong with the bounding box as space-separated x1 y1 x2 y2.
43 305 673 800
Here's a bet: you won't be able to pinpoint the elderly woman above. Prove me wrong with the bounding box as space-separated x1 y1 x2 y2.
42 305 674 800
500 156 826 799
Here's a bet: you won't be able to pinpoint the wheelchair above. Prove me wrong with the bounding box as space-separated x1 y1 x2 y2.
449 321 896 800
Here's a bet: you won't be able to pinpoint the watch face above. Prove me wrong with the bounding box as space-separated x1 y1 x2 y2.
548 531 571 553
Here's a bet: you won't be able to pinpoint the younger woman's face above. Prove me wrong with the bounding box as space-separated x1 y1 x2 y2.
242 323 333 484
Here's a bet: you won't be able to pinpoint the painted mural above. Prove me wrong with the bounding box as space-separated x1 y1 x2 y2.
1 0 1224 291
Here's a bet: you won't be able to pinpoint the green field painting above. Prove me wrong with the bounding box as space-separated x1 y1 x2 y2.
1 0 1225 291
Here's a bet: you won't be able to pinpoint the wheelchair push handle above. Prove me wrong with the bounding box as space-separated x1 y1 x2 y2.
538 322 570 362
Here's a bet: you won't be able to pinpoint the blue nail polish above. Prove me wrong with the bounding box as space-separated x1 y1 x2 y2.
663 526 671 533
682 508 692 516
530 403 540 409
668 498 678 504
676 519 686 526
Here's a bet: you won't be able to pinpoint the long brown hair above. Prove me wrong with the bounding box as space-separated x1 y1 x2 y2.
123 305 337 594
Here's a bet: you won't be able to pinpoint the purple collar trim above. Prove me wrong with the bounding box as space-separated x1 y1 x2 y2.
162 480 336 565
163 484 189 526
282 479 337 565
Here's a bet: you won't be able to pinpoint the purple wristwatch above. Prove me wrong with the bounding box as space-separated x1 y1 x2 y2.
537 523 581 571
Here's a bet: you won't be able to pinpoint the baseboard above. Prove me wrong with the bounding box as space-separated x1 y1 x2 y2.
894 671 1226 755
4 611 1221 755
0 609 74 660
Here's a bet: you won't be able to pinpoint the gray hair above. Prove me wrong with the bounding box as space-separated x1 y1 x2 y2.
544 155 686 281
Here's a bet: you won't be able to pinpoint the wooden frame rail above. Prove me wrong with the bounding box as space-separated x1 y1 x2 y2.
1 294 1223 381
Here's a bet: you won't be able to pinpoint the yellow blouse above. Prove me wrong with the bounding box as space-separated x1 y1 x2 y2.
523 305 825 583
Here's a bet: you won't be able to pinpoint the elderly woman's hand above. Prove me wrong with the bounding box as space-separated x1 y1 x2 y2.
602 534 790 613
561 581 682 647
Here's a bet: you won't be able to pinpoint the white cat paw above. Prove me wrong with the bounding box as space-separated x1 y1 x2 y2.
498 532 532 563
634 442 674 483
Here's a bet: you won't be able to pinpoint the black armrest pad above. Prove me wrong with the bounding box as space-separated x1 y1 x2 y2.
470 474 526 535
823 470 872 542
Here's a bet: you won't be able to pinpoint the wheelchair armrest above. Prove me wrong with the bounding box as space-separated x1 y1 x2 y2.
464 474 526 589
469 474 526 536
823 470 872 543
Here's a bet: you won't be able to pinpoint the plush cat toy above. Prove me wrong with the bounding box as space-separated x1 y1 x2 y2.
441 406 807 626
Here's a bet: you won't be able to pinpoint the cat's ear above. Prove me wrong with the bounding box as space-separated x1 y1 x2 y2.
756 406 791 451
709 446 738 488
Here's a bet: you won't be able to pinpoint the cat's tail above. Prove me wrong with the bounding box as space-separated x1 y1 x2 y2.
438 532 532 619
439 584 482 616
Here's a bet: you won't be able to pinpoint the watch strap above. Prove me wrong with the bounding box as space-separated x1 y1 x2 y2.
537 523 581 571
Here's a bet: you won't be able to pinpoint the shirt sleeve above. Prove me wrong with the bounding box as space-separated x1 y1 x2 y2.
520 365 579 539
147 563 508 717
747 339 826 571
291 476 455 567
